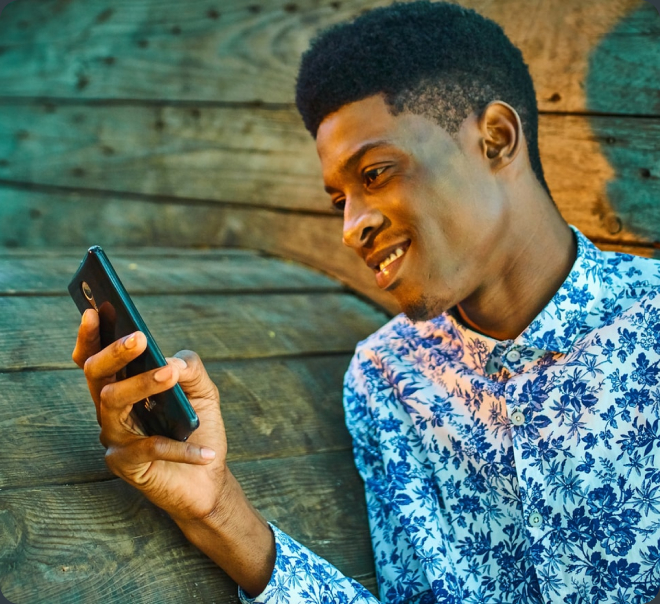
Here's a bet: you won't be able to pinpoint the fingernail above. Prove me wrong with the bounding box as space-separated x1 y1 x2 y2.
154 366 171 382
124 334 137 349
172 357 187 369
200 448 216 460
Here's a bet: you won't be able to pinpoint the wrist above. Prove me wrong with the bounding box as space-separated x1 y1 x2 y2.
171 464 239 532
171 469 276 597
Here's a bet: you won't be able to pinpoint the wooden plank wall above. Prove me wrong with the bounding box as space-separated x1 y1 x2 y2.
0 0 659 313
0 250 387 602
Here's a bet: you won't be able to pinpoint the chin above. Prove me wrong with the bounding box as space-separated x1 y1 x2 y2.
400 295 447 323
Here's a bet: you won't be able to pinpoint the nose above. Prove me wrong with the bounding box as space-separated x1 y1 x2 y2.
342 195 384 250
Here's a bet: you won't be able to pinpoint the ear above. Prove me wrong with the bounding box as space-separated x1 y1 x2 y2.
477 101 522 172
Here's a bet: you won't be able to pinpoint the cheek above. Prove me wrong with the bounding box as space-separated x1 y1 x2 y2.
409 217 477 294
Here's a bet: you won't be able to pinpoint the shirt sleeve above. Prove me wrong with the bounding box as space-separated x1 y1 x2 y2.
237 523 379 604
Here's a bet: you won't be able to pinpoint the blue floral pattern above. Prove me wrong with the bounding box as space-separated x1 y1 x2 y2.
240 227 660 604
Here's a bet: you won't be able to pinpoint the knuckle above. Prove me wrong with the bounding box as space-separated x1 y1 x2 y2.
184 442 197 459
112 339 128 362
99 383 115 407
72 349 83 368
150 436 171 458
83 356 95 378
104 447 119 475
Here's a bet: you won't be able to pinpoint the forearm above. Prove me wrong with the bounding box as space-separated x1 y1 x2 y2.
171 469 276 598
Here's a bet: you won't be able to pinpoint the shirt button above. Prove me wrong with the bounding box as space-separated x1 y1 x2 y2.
510 410 525 426
506 349 521 363
528 512 543 528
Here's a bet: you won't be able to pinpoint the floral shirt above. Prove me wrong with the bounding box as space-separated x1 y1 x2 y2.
240 227 660 604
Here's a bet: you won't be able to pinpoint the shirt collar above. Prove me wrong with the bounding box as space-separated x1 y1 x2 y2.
431 226 604 370
513 226 604 353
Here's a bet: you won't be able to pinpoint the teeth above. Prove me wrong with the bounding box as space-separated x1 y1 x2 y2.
379 247 405 272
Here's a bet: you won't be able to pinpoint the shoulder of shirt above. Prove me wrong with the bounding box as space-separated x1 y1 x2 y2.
600 248 660 297
593 248 660 324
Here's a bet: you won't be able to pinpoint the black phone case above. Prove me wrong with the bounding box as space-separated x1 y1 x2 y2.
68 246 199 442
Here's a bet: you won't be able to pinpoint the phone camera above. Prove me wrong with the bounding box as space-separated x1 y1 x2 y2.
82 281 94 302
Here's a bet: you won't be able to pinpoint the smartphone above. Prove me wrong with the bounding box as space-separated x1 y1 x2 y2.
68 246 200 442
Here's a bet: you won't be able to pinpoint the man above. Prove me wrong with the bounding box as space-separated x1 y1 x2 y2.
72 2 660 603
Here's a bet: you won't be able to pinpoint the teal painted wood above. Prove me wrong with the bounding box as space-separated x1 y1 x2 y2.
0 355 356 488
0 291 389 369
0 186 395 311
0 452 376 603
0 249 383 602
0 251 342 294
0 107 659 243
0 0 657 115
0 102 327 212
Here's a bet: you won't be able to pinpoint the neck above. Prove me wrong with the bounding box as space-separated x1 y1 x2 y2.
455 193 577 342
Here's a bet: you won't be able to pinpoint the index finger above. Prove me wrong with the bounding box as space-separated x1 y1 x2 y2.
72 309 101 368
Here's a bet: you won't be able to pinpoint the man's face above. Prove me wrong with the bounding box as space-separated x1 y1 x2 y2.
316 94 511 321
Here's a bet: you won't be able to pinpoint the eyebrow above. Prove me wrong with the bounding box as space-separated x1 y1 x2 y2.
323 140 392 194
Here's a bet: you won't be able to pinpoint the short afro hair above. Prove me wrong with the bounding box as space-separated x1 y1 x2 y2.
295 1 550 195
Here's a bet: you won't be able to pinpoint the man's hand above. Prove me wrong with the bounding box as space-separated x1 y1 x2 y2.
71 308 275 596
72 308 227 522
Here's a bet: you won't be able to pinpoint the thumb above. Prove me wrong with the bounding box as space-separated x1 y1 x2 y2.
169 350 219 401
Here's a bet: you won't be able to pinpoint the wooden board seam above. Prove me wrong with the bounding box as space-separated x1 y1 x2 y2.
2 177 658 250
0 178 341 218
0 97 656 121
0 286 346 298
589 237 660 250
0 447 361 494
538 109 660 120
0 349 359 375
0 97 297 110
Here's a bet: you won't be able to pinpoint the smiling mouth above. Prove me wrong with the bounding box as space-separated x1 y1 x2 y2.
373 241 410 289
370 240 411 272
378 247 405 272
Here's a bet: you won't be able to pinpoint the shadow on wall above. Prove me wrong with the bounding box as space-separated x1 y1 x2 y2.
585 1 660 249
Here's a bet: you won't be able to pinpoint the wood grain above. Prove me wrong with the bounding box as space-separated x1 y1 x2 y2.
467 0 660 115
3 185 658 313
596 242 657 257
0 0 656 114
0 103 325 212
0 451 376 603
0 355 355 488
0 104 658 245
0 187 396 311
539 115 660 245
0 250 382 602
0 250 340 294
0 291 388 370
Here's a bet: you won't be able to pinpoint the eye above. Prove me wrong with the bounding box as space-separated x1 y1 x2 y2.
332 197 346 212
363 165 389 186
